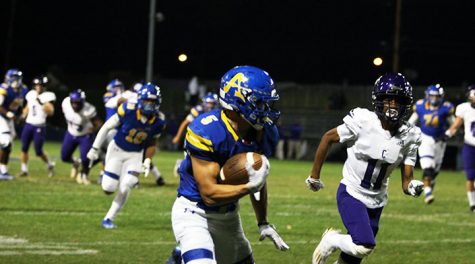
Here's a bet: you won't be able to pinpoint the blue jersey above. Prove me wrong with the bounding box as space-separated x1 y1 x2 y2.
113 103 166 152
414 99 454 138
0 83 27 115
177 109 279 206
104 92 118 121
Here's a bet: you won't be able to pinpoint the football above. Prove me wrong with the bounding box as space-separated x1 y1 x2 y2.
219 152 263 185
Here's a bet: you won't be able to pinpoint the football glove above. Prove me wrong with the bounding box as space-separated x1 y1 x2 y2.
305 176 325 192
259 224 290 251
246 155 270 193
408 180 424 197
86 147 99 164
5 111 15 120
142 158 151 177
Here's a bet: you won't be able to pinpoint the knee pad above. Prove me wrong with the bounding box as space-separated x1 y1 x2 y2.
120 174 139 192
423 168 436 180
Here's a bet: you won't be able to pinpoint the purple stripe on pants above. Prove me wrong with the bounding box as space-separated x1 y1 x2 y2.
337 183 383 246
21 123 46 155
61 131 94 170
462 144 475 181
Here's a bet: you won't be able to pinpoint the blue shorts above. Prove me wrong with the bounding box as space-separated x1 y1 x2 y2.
337 184 384 246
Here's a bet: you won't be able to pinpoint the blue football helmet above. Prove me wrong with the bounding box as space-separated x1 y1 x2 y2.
106 79 125 94
137 83 161 116
219 65 280 129
202 92 218 112
372 73 413 125
132 82 143 93
425 84 444 106
4 68 23 89
69 89 86 112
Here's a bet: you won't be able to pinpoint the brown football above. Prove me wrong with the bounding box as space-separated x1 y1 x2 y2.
219 152 263 185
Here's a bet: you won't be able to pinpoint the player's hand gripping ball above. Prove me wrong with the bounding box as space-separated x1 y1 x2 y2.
219 152 263 185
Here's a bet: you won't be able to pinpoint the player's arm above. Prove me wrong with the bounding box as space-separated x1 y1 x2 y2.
172 118 191 144
401 164 414 194
309 127 340 180
250 182 268 224
21 103 29 120
87 114 120 162
446 116 463 137
407 112 418 125
191 155 251 206
91 116 103 133
0 94 14 119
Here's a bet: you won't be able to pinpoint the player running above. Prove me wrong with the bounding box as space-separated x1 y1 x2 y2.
87 83 166 229
171 66 288 263
445 84 475 212
407 84 454 204
61 89 102 185
306 73 424 264
0 69 28 180
20 76 56 177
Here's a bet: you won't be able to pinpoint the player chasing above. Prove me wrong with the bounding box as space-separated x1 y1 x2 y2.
408 84 454 204
171 92 218 177
306 73 424 264
170 66 288 263
20 76 56 177
0 69 28 180
87 83 166 229
445 84 475 212
61 89 102 185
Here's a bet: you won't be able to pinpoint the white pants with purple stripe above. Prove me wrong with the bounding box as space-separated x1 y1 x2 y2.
171 196 252 264
418 133 446 171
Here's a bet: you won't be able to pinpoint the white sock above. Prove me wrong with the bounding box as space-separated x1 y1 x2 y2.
0 164 7 174
151 166 161 180
105 188 130 221
467 191 475 207
21 163 28 172
424 186 432 195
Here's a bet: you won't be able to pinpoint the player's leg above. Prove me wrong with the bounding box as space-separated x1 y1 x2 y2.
0 116 14 180
210 209 254 263
61 132 81 181
150 162 165 186
77 134 95 185
102 149 142 228
462 144 475 212
418 135 437 204
20 123 35 176
171 196 217 264
313 184 376 264
32 126 55 177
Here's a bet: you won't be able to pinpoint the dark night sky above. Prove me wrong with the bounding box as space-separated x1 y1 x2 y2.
1 0 474 85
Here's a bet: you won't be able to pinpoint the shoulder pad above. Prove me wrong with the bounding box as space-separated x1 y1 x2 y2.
416 99 424 105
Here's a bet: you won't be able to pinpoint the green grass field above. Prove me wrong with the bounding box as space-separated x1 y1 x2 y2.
0 141 473 263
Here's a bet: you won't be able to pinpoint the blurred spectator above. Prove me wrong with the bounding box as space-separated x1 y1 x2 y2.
185 76 200 109
162 113 179 151
275 121 287 160
287 122 303 160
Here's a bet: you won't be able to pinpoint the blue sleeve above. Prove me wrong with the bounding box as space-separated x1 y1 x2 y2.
261 124 280 157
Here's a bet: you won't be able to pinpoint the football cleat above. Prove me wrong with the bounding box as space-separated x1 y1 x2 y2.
48 162 55 177
71 158 81 179
81 173 91 185
0 173 14 181
470 206 475 213
424 192 434 204
102 218 117 229
313 228 340 264
156 176 165 186
19 171 28 177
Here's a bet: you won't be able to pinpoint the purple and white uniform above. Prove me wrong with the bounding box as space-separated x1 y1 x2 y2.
336 107 421 245
455 102 475 180
21 90 56 155
61 97 97 168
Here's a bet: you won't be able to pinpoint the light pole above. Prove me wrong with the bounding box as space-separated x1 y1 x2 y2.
392 0 402 72
145 0 157 82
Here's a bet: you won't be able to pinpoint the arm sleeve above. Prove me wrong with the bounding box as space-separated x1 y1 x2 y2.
403 129 421 166
338 108 362 143
92 114 120 149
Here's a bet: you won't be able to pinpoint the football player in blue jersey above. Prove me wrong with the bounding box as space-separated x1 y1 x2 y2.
103 79 125 121
170 66 289 264
87 83 166 229
408 84 455 204
0 69 28 180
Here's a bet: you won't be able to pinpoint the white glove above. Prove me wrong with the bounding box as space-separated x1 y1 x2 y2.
87 147 99 164
305 176 325 192
5 111 14 119
142 158 151 177
259 224 290 251
408 180 424 197
245 155 270 193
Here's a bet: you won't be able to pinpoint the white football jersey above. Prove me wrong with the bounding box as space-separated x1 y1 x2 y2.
455 102 475 146
25 90 53 126
337 108 421 208
62 97 97 136
121 90 137 104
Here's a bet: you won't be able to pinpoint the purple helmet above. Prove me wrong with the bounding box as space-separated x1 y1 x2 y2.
69 89 86 112
372 73 413 125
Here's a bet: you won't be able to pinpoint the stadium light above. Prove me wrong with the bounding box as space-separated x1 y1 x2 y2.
373 57 383 67
178 54 188 63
